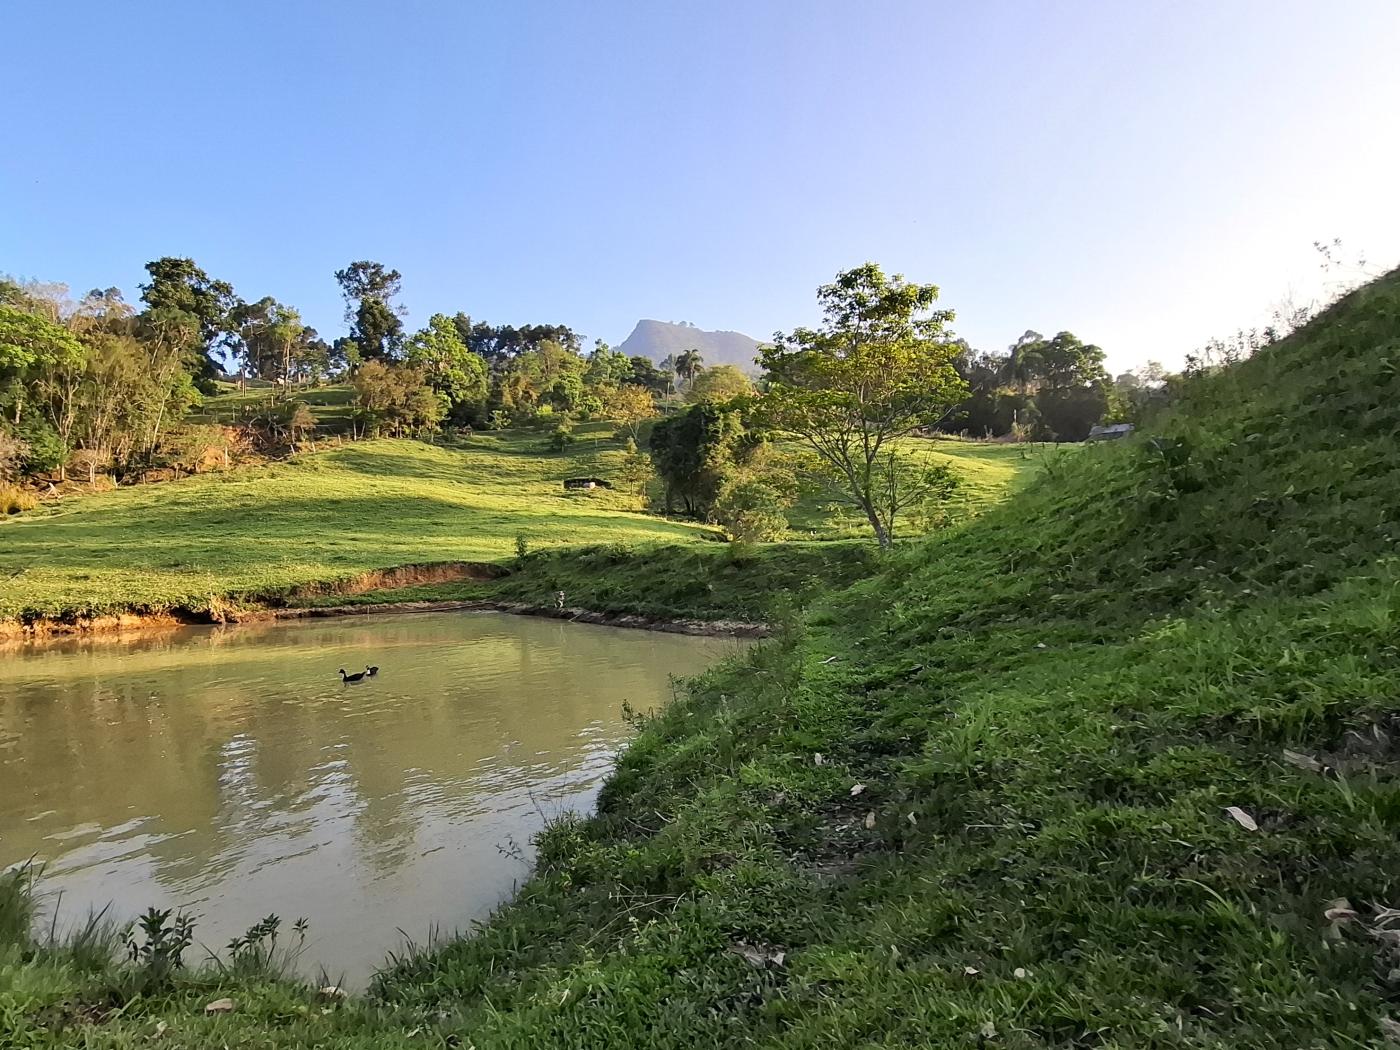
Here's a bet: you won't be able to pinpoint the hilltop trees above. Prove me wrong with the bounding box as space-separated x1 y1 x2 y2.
405 313 489 424
0 275 213 480
232 297 328 387
138 257 240 385
759 263 967 547
942 329 1112 439
335 261 405 363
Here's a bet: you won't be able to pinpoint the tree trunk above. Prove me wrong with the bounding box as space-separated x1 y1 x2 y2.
862 503 892 548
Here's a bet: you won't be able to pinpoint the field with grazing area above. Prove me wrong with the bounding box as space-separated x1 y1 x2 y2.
0 429 713 621
189 382 358 433
0 425 1032 623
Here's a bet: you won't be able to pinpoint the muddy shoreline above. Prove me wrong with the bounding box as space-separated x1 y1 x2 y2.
0 598 769 643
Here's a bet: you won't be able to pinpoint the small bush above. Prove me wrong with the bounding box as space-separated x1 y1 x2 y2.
123 906 195 993
714 477 792 543
547 419 576 452
0 483 37 515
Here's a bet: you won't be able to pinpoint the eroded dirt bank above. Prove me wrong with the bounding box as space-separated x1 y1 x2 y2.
1 578 769 642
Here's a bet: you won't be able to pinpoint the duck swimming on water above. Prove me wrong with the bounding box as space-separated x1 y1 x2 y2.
365 666 379 677
338 668 368 684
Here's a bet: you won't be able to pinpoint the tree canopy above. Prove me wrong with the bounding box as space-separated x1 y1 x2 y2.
758 263 967 546
335 261 405 362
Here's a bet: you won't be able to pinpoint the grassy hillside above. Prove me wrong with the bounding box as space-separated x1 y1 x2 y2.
0 425 1028 622
0 430 713 620
370 271 1398 1047
189 381 359 433
9 274 1397 1045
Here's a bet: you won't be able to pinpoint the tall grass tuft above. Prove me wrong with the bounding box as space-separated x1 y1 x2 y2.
0 862 37 949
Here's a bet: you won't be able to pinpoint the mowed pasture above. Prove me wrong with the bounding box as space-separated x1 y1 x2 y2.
1 425 1038 621
0 431 711 620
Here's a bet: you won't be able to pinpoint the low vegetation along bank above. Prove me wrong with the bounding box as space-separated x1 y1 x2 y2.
5 275 1398 1045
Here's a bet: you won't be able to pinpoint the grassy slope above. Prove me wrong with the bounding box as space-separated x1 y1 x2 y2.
1 424 1023 622
189 382 358 433
300 541 881 624
0 428 714 620
364 272 1400 1047
13 272 1400 1047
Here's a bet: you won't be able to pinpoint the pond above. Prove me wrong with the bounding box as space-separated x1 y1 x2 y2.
0 611 745 983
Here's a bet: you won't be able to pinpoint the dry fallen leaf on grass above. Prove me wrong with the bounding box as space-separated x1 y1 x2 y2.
1224 806 1258 831
850 783 866 797
204 998 236 1015
864 811 877 829
1013 967 1030 979
729 942 786 969
820 655 839 665
981 1021 997 1038
813 753 824 766
1282 749 1326 773
1380 1016 1400 1044
964 966 980 976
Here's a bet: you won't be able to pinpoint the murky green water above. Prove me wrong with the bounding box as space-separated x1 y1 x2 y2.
0 612 743 983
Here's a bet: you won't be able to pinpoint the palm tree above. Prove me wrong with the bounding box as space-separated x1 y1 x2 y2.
675 349 705 386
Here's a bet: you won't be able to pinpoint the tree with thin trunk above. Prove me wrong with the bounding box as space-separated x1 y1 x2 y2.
757 263 967 548
675 348 704 385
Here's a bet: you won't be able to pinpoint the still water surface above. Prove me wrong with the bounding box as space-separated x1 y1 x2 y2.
0 612 742 982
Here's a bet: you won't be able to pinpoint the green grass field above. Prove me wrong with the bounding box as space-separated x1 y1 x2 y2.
1 425 1031 622
189 381 358 433
0 429 709 620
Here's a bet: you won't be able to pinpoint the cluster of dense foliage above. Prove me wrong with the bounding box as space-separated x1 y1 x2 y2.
0 263 248 492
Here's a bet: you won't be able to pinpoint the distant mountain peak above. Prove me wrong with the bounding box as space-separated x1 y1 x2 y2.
616 319 765 374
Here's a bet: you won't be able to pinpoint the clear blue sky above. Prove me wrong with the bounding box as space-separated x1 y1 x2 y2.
3 1 1398 371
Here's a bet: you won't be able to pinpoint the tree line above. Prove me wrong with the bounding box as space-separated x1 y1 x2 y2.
4 252 1189 545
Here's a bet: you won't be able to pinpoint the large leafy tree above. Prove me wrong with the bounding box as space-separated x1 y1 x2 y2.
648 401 748 517
405 313 489 421
335 260 406 362
351 361 443 436
686 363 752 404
758 263 968 547
584 341 633 389
604 384 657 441
1017 331 1110 440
138 257 240 380
0 305 86 428
625 356 672 395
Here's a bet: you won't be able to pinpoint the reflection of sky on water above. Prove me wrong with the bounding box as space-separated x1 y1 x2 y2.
0 612 744 984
